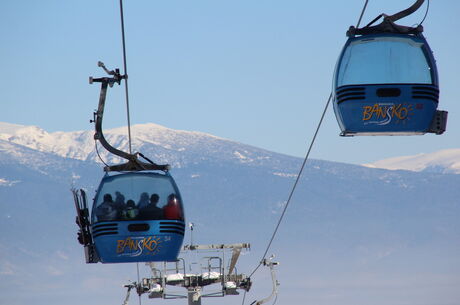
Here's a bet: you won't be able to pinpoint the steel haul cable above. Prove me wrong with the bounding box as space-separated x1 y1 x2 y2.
356 0 369 28
119 0 133 154
242 92 332 305
119 2 140 305
419 0 430 26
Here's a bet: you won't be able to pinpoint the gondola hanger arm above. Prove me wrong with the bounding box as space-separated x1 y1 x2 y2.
250 256 280 305
89 62 169 172
387 0 425 23
90 62 131 161
347 0 426 37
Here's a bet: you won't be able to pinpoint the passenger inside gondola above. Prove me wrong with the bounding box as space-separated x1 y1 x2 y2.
164 194 184 220
115 191 126 206
92 172 185 223
138 193 163 220
137 192 150 209
96 193 120 221
122 199 139 219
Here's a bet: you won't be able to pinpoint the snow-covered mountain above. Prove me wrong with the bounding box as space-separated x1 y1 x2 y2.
4 121 459 176
364 148 460 174
0 122 95 161
0 122 290 170
0 122 205 161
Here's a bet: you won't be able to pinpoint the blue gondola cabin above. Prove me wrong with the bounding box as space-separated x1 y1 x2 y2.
333 22 447 136
91 172 185 263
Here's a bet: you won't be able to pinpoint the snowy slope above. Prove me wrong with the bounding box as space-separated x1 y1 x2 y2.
3 121 459 175
364 148 460 174
0 122 296 170
0 122 223 160
0 122 95 161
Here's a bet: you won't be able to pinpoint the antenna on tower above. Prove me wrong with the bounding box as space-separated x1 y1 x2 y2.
189 222 195 246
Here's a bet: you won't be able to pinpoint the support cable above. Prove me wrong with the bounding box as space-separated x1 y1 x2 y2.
119 0 133 154
356 0 369 28
246 92 332 283
94 141 110 168
242 290 248 305
418 0 430 26
136 262 142 305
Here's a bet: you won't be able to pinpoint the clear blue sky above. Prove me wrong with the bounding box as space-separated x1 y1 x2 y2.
1 0 459 164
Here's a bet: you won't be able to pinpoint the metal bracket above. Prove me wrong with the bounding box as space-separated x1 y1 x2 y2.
89 61 169 172
347 0 426 37
251 256 280 305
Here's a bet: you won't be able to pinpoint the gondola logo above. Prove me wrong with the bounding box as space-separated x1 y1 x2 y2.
116 236 162 257
362 103 414 125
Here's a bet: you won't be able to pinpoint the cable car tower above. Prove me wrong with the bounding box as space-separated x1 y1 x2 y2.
120 224 280 305
122 243 254 305
332 0 448 136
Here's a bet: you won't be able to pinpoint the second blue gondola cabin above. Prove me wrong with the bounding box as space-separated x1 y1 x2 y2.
333 20 447 136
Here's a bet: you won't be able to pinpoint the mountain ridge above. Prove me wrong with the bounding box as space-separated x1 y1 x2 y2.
364 148 460 174
2 121 459 175
0 121 308 173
